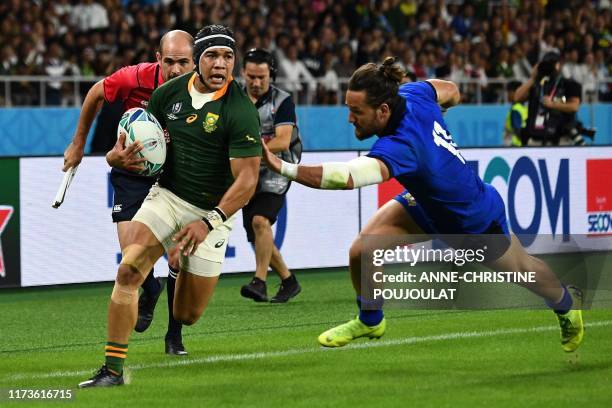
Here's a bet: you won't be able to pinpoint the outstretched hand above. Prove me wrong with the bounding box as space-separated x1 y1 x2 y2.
106 132 146 172
261 142 282 174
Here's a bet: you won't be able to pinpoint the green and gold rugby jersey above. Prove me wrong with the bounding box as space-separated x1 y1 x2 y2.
147 72 261 209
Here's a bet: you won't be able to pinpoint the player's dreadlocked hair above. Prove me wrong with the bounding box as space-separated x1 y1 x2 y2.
348 57 404 110
193 25 236 82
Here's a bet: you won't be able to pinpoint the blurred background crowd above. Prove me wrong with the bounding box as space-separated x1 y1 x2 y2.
0 0 610 105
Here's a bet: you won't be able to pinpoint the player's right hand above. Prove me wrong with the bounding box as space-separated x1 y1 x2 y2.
261 142 282 174
106 131 146 172
63 141 85 171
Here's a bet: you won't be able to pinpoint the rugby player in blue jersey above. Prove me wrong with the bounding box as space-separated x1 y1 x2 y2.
262 57 584 352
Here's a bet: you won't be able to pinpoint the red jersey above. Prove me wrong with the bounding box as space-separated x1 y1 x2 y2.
103 62 164 110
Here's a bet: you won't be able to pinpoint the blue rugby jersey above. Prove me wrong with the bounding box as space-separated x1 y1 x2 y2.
367 81 504 234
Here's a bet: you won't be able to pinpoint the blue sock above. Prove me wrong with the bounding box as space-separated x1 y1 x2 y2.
357 296 384 327
546 285 573 314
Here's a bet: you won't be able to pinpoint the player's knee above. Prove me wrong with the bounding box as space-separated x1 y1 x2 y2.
111 265 141 305
173 309 200 326
116 263 143 287
251 215 270 233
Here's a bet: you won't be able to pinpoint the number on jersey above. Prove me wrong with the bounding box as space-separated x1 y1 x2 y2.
432 121 465 164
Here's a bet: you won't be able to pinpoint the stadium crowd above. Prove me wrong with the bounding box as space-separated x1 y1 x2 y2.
0 0 610 105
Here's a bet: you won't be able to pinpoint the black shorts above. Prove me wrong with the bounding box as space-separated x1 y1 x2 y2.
242 192 286 242
110 169 156 223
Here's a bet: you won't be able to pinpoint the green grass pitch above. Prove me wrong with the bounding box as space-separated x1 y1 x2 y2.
1 260 611 407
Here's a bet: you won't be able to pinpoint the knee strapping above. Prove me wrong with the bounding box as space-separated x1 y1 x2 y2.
120 243 159 276
111 282 138 305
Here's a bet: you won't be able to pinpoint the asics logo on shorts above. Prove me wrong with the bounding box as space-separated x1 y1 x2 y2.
214 239 225 248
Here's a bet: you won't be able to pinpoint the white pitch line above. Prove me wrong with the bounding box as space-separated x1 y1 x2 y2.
7 320 612 382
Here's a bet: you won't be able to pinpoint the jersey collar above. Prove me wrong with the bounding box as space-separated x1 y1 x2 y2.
379 96 407 137
254 87 274 108
187 72 233 101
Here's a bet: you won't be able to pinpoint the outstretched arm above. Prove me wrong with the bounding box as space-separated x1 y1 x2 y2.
63 80 105 171
427 79 461 109
262 143 390 190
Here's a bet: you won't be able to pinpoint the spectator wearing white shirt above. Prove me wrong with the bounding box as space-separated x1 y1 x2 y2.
71 0 109 32
562 49 588 85
278 45 315 103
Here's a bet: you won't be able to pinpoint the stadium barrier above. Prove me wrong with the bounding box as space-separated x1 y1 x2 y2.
0 104 610 156
1 147 610 288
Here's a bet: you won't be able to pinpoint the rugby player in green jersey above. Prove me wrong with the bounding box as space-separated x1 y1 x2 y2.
79 25 262 388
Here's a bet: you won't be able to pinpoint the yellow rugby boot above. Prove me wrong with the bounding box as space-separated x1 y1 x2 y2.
318 317 386 347
556 286 584 353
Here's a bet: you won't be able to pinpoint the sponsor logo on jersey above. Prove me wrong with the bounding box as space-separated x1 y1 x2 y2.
0 206 14 277
401 192 417 206
186 114 198 124
140 100 148 107
204 112 219 133
166 113 178 121
171 102 182 114
586 159 612 236
245 134 257 143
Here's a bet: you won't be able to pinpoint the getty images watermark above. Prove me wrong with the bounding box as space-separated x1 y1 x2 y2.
360 234 611 310
371 244 536 301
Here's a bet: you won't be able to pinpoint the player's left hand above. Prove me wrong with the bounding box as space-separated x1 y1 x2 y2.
172 220 210 256
261 142 282 173
542 95 554 109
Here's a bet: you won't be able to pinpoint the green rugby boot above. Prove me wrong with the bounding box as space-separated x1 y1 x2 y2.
318 317 386 348
556 286 584 353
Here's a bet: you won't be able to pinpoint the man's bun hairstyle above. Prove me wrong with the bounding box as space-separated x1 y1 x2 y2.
348 56 404 109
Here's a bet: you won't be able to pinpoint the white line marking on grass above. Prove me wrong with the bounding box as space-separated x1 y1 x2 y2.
7 320 612 382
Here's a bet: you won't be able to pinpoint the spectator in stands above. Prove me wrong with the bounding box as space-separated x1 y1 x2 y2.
71 0 109 32
0 0 609 107
301 37 323 77
335 44 355 79
317 50 340 105
278 44 316 102
562 49 587 84
0 45 17 75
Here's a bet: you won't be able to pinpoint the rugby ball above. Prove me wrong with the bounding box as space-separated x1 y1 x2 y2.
117 107 166 176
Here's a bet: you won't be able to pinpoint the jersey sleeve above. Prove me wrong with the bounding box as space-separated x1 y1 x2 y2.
399 81 438 103
227 98 262 158
274 96 296 127
146 86 167 129
366 135 418 178
103 65 139 103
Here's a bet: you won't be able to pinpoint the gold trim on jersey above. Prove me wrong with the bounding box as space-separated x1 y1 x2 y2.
187 73 233 103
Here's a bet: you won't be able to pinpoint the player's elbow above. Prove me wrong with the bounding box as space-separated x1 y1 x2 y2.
448 82 461 106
